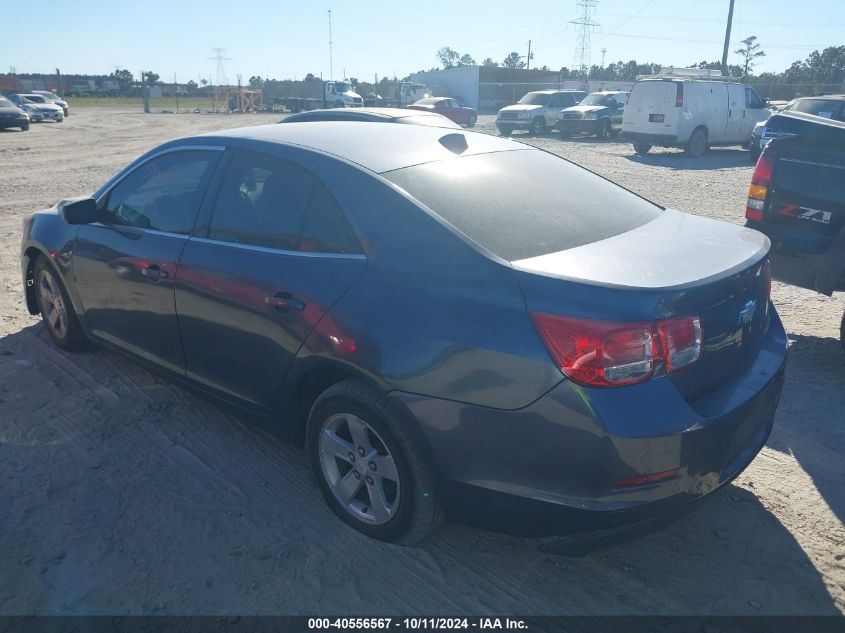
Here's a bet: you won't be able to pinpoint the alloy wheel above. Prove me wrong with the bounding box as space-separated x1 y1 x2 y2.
318 413 401 525
38 269 68 340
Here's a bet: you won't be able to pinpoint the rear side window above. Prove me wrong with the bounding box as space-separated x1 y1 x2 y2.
105 150 216 234
208 152 361 254
792 99 844 121
383 150 661 261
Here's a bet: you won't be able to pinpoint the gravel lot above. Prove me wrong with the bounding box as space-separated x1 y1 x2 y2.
1 108 843 616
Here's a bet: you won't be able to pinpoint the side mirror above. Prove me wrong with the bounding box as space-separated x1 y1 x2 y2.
63 198 100 225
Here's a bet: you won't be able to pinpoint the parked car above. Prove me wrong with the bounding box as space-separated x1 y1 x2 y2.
32 89 69 116
280 107 461 129
558 91 628 138
621 72 769 156
407 97 477 127
496 90 586 136
7 93 64 122
21 122 787 543
744 111 845 350
0 95 30 131
750 95 845 161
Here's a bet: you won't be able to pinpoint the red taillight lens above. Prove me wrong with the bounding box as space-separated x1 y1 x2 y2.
746 152 775 221
656 316 702 372
531 313 702 387
675 83 684 108
751 151 775 186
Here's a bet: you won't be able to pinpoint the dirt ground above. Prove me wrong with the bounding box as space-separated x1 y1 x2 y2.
1 109 843 616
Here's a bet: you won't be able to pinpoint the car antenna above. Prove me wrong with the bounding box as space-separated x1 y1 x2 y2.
439 133 468 155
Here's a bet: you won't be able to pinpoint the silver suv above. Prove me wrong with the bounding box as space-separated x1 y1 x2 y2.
496 90 586 136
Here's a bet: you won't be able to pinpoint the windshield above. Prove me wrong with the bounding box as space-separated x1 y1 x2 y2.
580 94 617 107
0 97 13 108
517 92 549 106
790 99 843 119
24 95 46 103
384 150 661 261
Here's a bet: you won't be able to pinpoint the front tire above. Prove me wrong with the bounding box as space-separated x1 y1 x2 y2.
530 117 546 136
33 256 87 351
596 119 611 139
307 381 443 544
467 113 477 128
633 143 652 155
21 122 29 131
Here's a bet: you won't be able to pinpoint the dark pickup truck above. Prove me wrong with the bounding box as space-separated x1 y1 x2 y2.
744 111 845 350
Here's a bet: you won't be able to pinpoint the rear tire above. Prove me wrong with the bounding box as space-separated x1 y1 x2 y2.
306 380 443 544
33 256 87 351
530 117 546 136
633 143 652 155
685 127 707 157
467 114 477 128
21 122 29 131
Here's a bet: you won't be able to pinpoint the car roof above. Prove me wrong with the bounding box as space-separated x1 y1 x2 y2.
591 90 627 95
284 107 446 121
800 94 845 100
198 122 528 174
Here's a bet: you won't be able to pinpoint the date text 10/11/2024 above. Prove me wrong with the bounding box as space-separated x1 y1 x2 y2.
307 618 529 630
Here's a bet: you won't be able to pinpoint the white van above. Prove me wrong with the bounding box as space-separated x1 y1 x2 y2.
621 70 769 157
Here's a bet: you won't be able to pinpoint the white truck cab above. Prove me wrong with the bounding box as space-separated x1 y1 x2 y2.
325 81 364 108
621 68 769 156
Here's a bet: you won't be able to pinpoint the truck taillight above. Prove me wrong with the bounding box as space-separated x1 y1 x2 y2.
675 83 684 108
745 152 775 221
531 313 702 388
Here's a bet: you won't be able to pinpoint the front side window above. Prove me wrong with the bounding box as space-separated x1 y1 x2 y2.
745 88 763 109
104 150 215 234
208 152 361 254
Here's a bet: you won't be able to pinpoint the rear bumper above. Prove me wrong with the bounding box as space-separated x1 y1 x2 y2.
394 310 788 537
620 131 679 146
745 220 845 294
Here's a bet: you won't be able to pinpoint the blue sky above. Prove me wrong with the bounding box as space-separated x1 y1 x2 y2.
3 0 842 82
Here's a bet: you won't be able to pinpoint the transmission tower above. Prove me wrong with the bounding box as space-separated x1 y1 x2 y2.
570 0 600 76
208 47 230 86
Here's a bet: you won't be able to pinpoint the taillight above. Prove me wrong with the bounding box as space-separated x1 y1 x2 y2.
675 83 684 108
531 313 702 388
657 316 702 372
746 152 775 221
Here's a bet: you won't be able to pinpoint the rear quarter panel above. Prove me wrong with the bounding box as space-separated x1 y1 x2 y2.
229 145 565 410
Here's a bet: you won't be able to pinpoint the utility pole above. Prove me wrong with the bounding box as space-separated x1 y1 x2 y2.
526 40 532 71
721 0 735 75
55 67 63 97
10 66 18 92
570 0 600 78
141 69 150 113
328 10 334 81
174 73 179 113
209 47 230 87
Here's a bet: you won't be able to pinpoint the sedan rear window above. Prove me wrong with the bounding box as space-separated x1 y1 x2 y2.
383 149 661 261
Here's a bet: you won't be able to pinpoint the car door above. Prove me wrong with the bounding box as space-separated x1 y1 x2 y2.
174 149 367 410
724 84 748 143
744 87 768 136
72 147 221 373
545 93 565 127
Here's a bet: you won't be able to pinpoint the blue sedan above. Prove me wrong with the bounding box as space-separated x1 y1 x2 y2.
20 122 787 543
